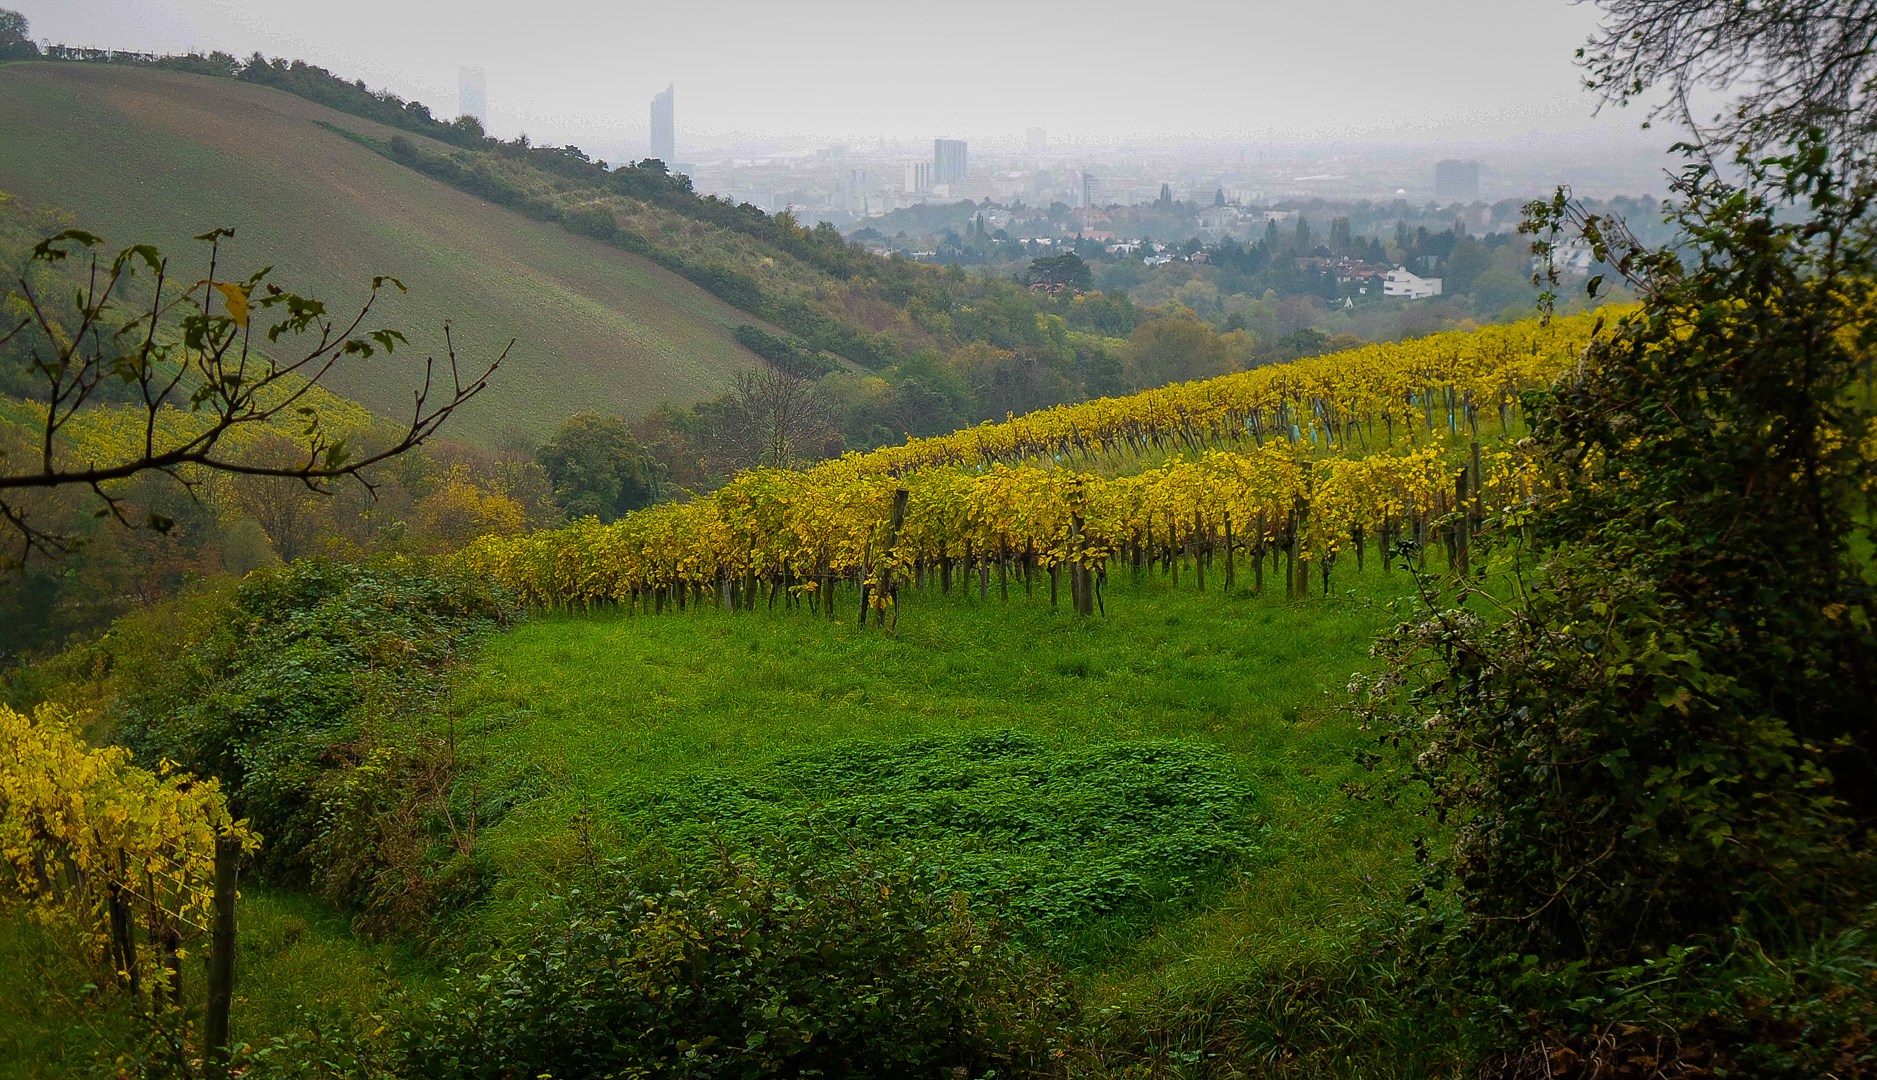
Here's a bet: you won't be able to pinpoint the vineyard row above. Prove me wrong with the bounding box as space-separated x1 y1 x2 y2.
458 441 1534 616
807 309 1609 479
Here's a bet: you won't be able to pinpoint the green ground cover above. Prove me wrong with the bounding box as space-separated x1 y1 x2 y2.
449 570 1428 985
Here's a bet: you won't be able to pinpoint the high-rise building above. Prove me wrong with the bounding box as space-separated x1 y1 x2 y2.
933 139 967 188
1434 159 1480 202
458 67 486 126
904 162 932 194
650 84 675 164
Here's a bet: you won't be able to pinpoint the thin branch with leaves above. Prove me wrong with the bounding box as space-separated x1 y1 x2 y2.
0 227 508 562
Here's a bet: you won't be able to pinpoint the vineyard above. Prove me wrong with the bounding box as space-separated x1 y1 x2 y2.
459 311 1608 614
0 702 257 1069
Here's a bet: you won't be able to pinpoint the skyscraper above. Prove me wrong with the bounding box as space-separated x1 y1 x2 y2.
458 67 486 126
933 139 967 188
650 84 675 164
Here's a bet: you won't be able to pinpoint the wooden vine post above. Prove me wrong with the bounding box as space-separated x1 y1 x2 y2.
1454 467 1471 579
869 488 910 630
1254 510 1265 594
204 832 241 1079
1067 479 1095 616
1223 511 1236 592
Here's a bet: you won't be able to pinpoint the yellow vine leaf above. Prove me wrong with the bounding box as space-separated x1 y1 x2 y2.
212 281 250 326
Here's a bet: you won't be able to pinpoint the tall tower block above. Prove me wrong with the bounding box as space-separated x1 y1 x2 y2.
933 138 967 188
650 84 676 164
458 67 486 126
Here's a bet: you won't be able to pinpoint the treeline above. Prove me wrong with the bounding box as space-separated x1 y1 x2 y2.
868 197 1630 359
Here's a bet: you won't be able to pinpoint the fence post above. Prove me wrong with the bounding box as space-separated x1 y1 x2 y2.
1454 468 1471 579
875 489 909 629
204 833 239 1079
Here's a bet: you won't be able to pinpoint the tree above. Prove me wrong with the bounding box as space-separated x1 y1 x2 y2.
1581 0 1877 158
943 343 1072 423
0 228 503 562
223 436 335 563
533 413 658 522
1328 216 1352 253
710 360 836 471
410 464 526 553
1125 315 1235 388
1292 216 1312 254
1273 327 1329 361
1356 1 1877 1064
1019 253 1092 292
0 8 35 61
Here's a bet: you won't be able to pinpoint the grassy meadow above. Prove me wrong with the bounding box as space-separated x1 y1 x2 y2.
447 568 1431 1010
0 62 764 444
0 564 1445 1076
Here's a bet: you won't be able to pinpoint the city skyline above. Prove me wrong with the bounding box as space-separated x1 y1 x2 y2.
16 1 1686 149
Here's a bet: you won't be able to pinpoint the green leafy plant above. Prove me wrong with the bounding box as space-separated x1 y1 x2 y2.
1355 127 1877 1066
112 558 514 931
404 844 1076 1080
616 731 1260 952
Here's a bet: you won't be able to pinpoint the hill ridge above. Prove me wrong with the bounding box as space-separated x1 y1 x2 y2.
0 61 770 444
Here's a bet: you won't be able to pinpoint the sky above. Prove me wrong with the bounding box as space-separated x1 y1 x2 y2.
16 0 1666 148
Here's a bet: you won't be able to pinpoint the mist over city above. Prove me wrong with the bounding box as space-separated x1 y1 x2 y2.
24 0 1680 216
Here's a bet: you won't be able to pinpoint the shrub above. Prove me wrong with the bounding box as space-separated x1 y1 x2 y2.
111 558 514 929
405 845 1076 1079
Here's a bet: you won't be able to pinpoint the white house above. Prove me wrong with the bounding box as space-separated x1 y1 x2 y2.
1383 267 1443 300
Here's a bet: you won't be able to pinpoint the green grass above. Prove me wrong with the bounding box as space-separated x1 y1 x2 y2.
448 568 1428 979
1 565 1445 1076
0 888 433 1080
0 62 764 444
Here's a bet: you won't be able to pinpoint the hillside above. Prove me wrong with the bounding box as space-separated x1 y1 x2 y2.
0 62 769 445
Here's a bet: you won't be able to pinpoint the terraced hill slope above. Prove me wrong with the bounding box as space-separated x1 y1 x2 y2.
0 62 767 444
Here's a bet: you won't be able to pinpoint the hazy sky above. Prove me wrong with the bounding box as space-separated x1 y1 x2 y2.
17 1 1659 147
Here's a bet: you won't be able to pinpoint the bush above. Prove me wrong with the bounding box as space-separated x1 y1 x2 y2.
111 558 514 928
1353 132 1877 1064
562 202 618 241
405 844 1076 1079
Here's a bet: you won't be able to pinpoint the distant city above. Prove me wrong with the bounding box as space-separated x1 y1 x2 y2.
448 73 1674 234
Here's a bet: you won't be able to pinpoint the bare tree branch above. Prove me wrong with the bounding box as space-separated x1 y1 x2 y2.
1582 0 1877 157
0 227 507 561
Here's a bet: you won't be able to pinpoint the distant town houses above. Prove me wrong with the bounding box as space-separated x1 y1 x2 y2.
1536 237 1597 279
1291 257 1388 290
1382 267 1444 299
1331 258 1385 283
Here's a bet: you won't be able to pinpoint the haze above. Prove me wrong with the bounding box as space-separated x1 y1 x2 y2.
18 0 1654 148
